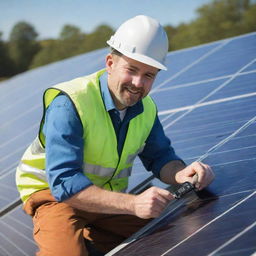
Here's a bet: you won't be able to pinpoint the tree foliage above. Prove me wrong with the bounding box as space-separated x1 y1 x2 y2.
30 24 113 68
8 21 40 73
30 24 86 68
59 25 82 40
57 24 86 59
169 0 256 50
85 24 114 51
0 32 15 78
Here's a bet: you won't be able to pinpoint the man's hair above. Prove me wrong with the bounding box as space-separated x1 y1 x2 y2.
110 47 123 57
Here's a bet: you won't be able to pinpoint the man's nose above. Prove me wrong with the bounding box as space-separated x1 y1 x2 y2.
132 75 144 88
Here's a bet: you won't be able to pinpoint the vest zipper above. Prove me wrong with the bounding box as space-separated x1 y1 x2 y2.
104 156 122 191
102 123 130 191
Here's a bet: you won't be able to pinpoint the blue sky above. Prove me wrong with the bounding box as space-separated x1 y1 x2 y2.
0 0 212 41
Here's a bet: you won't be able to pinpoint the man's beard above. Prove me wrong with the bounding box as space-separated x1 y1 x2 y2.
118 83 144 107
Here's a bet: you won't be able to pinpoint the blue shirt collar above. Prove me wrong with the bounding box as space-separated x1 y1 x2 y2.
100 71 116 111
99 71 144 115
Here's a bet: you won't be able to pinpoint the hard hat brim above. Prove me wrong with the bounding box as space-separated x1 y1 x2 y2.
107 43 167 71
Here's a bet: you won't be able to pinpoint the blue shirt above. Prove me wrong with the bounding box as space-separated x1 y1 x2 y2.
43 72 183 201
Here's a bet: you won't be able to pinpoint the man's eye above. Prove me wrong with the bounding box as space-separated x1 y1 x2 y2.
128 68 135 73
146 74 155 79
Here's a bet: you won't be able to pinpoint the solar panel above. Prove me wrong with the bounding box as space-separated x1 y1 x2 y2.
1 32 255 255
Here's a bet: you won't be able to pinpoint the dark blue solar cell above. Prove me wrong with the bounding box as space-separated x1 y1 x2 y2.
1 205 37 256
243 59 256 72
206 72 256 102
113 192 255 256
153 41 223 87
216 225 256 256
161 33 256 86
151 78 228 112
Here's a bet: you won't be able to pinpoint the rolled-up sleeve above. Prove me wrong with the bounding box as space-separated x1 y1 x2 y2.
43 94 92 202
139 115 184 179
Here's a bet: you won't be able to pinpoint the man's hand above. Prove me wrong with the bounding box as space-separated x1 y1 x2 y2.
175 161 214 190
66 185 173 219
133 187 173 219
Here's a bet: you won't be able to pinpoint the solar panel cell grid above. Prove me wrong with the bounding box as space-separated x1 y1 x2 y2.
0 32 255 256
0 172 19 212
112 193 255 256
1 206 36 254
206 73 256 101
152 79 227 111
154 42 223 86
164 35 256 86
244 61 256 72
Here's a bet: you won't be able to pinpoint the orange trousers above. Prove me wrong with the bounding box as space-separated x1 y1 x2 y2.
23 189 150 256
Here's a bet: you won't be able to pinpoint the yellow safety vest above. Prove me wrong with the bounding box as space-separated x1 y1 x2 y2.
16 69 157 202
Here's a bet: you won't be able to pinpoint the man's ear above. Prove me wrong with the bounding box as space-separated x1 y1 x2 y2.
105 54 114 74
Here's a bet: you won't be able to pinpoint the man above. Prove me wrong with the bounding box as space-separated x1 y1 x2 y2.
16 15 214 256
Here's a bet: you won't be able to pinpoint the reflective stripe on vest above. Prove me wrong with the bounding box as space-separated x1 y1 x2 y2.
83 163 132 178
18 162 47 182
18 162 132 182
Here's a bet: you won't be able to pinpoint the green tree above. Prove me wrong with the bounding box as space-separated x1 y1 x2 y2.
30 39 61 68
30 25 86 68
195 0 252 42
85 24 114 51
164 25 178 51
0 32 14 78
171 0 256 50
58 24 86 58
59 25 82 40
241 3 256 32
9 21 40 73
31 24 114 68
169 23 201 50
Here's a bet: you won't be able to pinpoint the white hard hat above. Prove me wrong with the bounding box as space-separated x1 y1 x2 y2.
107 15 169 70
